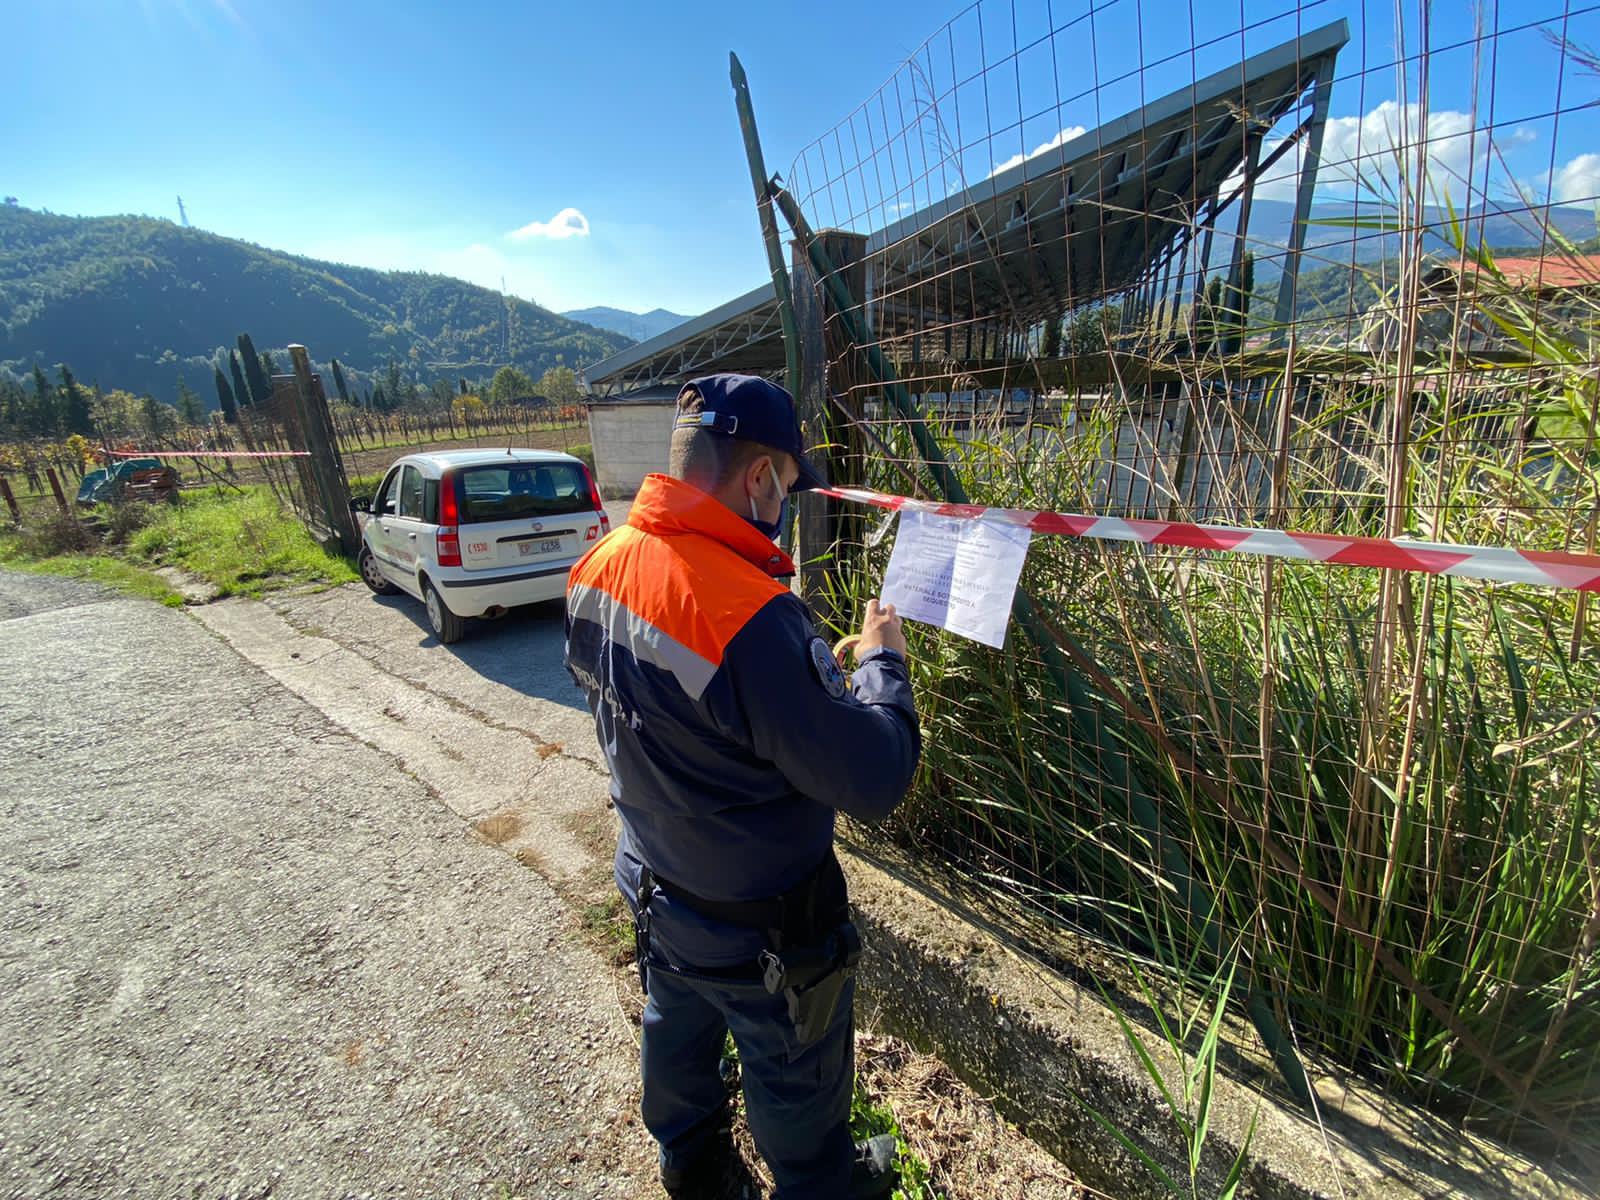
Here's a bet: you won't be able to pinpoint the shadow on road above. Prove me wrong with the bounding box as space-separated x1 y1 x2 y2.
372 591 588 713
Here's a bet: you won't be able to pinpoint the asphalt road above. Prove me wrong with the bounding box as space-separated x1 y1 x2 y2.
0 571 651 1199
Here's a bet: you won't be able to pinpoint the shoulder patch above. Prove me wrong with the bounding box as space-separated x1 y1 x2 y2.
808 636 848 699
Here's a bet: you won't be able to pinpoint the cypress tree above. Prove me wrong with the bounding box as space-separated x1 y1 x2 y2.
58 365 92 436
30 363 57 437
1221 252 1255 354
214 365 238 424
176 376 203 426
331 359 351 405
229 350 253 411
371 382 389 412
0 378 22 434
1195 275 1224 355
1237 251 1256 335
237 334 272 406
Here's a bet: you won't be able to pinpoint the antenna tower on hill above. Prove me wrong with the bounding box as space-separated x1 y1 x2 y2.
176 196 190 228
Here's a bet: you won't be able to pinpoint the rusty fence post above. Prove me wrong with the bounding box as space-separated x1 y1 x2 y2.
45 467 69 513
0 477 20 523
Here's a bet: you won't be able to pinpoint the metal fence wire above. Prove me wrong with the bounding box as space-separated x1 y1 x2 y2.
775 0 1600 1165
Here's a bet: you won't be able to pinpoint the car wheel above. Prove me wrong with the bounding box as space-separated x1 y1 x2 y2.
424 580 466 644
359 546 399 595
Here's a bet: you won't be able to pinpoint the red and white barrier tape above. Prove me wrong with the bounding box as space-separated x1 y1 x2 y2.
816 485 1600 592
105 450 311 459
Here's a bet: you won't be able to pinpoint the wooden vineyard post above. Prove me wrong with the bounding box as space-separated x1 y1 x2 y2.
269 373 317 517
45 467 69 513
0 477 20 523
288 345 359 557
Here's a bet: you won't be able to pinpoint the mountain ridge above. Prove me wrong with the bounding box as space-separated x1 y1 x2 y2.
0 205 632 404
560 305 690 342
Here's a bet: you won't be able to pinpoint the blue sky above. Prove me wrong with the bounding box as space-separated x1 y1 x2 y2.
8 0 1598 318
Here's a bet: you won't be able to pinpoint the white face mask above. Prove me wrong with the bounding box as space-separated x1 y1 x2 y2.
746 463 787 539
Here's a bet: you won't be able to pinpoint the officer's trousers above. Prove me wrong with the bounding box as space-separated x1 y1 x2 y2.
640 961 854 1199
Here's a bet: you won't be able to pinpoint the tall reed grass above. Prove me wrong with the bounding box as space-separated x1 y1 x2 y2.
825 231 1600 1156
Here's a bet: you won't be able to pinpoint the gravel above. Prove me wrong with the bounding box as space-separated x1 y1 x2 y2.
0 571 651 1199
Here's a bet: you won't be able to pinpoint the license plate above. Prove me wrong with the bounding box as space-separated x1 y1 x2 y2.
519 537 564 557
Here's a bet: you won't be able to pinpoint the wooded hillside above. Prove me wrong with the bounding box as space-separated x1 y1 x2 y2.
0 204 630 401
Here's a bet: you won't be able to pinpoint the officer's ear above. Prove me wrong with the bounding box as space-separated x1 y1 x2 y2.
738 450 775 498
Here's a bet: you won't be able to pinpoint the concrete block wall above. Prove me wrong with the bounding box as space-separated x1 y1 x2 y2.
587 403 675 498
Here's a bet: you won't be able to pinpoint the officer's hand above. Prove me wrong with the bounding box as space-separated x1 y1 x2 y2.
856 598 907 661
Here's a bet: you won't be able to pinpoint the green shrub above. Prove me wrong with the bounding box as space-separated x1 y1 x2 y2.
94 500 155 546
14 508 96 557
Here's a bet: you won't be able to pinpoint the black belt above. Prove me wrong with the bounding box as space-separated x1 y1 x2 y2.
639 849 846 946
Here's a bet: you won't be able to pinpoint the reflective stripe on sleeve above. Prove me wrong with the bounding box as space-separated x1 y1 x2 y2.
567 582 719 701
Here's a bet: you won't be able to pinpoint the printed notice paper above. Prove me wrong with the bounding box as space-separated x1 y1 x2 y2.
881 510 1033 648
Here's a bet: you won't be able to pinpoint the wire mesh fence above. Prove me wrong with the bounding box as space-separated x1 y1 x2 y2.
776 0 1600 1165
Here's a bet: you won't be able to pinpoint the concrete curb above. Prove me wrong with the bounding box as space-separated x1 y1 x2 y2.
840 848 1588 1200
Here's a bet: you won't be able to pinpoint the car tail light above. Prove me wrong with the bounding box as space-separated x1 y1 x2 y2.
584 468 610 535
437 470 462 567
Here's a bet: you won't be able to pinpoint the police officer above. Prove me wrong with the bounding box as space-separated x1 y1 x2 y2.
565 374 920 1198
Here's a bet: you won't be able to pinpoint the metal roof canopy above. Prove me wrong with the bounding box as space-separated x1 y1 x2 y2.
583 18 1348 394
583 282 781 395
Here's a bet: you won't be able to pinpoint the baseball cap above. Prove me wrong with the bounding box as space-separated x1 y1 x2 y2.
674 374 825 493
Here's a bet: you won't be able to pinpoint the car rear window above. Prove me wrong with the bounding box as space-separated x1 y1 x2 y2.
454 462 593 524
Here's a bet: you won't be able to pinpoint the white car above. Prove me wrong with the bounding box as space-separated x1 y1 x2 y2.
351 449 610 644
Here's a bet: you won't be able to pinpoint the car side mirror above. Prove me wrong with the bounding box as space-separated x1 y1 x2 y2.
349 496 371 514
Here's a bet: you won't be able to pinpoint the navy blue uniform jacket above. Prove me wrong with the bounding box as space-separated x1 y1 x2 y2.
564 473 921 967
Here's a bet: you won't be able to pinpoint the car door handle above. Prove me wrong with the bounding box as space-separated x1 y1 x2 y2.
408 532 418 540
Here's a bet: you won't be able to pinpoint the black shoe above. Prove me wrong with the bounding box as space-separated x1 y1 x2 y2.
850 1134 899 1198
659 1133 733 1198
660 1105 735 1199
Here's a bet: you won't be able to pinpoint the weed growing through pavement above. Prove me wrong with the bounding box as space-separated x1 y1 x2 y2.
579 893 636 967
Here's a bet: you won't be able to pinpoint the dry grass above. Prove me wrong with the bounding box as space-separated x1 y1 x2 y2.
536 741 564 759
853 1029 1082 1200
473 812 523 844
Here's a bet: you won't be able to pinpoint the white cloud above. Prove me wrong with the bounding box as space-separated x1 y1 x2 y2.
1322 102 1483 193
1553 154 1600 204
1247 101 1503 205
989 126 1088 177
506 207 591 241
